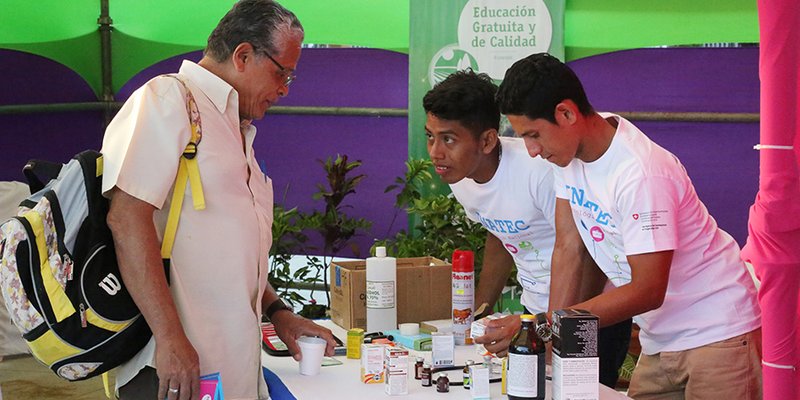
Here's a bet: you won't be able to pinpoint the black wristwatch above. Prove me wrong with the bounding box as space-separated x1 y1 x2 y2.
265 299 292 320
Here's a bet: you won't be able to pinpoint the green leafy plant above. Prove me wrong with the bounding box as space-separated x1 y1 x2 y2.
375 159 486 267
298 155 372 318
269 204 316 308
269 155 371 316
382 158 433 236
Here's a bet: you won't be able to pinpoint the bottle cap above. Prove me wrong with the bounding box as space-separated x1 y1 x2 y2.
348 328 364 335
375 246 387 257
416 356 424 362
452 249 474 272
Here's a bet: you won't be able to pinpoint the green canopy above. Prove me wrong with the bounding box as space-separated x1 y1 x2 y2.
0 0 757 98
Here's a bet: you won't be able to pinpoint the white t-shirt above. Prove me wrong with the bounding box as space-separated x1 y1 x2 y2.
102 61 272 398
451 137 557 313
554 113 761 354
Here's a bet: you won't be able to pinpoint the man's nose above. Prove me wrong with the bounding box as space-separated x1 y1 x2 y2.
428 140 443 159
526 141 543 158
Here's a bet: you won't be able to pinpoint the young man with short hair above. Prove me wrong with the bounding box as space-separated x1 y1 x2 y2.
496 53 762 399
424 69 630 388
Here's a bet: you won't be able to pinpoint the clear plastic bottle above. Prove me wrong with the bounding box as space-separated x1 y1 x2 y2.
506 314 547 400
366 246 397 332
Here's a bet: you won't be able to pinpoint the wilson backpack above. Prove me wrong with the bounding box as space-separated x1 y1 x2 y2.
0 74 204 381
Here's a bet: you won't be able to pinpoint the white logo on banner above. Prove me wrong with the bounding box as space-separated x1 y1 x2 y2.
428 0 553 86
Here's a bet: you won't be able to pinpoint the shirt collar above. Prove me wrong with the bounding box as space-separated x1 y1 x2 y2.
178 60 237 116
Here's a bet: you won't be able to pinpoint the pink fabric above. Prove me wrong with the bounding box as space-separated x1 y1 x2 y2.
741 1 800 398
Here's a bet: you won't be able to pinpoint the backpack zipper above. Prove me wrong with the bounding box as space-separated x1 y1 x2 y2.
79 303 87 328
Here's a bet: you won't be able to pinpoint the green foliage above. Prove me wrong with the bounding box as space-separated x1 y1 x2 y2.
268 205 315 308
270 154 371 318
375 159 486 266
382 158 434 236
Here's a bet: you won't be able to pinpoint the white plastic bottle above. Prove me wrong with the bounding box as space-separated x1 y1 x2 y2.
366 246 397 332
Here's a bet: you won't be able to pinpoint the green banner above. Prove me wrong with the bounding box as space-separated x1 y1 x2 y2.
408 0 565 195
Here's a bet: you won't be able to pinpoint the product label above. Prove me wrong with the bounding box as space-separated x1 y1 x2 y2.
431 333 455 367
506 353 539 397
452 271 474 344
366 280 395 308
552 355 599 400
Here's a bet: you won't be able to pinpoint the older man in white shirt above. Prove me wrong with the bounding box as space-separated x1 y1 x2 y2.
102 2 336 399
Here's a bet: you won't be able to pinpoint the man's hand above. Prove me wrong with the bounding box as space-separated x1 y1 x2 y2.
270 311 337 361
473 314 522 357
155 334 200 400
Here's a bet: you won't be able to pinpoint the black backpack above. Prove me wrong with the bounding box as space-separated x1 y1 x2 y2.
0 75 203 381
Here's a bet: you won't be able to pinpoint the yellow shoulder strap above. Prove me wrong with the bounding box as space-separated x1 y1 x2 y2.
160 75 205 259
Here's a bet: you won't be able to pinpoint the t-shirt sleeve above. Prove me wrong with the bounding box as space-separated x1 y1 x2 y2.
449 183 481 224
530 163 557 230
617 175 680 255
101 77 193 209
553 165 568 200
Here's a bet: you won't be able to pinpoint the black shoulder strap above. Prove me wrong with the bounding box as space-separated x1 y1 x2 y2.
23 159 63 193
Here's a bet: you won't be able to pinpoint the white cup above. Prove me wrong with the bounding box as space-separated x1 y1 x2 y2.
297 336 327 376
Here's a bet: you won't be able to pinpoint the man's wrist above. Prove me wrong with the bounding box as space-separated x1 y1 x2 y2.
264 299 292 321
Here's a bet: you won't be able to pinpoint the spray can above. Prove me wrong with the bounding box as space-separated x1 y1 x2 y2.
451 249 474 345
366 246 397 332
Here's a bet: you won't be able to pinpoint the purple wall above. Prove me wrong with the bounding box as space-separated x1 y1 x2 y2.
2 46 759 251
568 47 760 245
0 49 105 182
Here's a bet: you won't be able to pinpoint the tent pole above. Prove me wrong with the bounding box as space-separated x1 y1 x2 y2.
98 0 114 126
0 104 759 123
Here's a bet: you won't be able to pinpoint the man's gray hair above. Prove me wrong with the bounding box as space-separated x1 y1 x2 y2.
205 0 303 62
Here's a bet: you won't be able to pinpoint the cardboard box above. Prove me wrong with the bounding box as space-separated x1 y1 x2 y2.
361 343 386 384
331 257 452 330
552 309 599 400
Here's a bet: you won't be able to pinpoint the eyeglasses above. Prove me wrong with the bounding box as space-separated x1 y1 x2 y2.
261 50 296 87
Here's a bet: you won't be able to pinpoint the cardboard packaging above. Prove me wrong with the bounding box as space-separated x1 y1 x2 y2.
361 343 386 384
420 319 453 334
431 332 455 368
384 347 409 395
331 257 452 330
469 365 490 399
552 309 599 400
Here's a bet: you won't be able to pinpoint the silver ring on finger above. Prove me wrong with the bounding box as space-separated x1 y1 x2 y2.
169 387 179 394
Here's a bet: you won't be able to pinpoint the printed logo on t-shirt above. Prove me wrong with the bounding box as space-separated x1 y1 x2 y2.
475 212 531 234
566 185 615 227
518 241 533 250
505 243 519 254
590 226 605 242
632 210 670 232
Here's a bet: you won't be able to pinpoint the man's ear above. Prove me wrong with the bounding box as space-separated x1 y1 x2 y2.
480 128 499 155
231 42 255 72
555 101 579 125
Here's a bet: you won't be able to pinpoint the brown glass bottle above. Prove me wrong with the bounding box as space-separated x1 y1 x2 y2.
506 313 547 400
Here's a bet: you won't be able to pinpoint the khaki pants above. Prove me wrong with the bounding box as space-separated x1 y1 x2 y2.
628 329 762 400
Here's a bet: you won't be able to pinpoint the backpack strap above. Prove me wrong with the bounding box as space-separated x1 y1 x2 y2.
160 75 206 259
22 159 65 193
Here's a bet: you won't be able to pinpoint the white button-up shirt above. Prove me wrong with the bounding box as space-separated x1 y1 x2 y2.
102 60 273 399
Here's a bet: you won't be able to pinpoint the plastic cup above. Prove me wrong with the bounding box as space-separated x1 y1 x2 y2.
297 336 327 376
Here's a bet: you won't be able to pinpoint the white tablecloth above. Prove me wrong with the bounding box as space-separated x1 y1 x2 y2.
262 320 631 399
